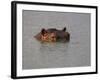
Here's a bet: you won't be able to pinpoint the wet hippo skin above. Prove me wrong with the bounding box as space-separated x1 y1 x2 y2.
34 27 70 42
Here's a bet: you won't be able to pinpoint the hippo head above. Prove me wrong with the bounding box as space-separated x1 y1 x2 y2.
34 27 70 42
40 28 56 42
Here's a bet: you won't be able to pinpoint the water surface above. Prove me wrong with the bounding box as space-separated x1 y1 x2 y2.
22 10 91 69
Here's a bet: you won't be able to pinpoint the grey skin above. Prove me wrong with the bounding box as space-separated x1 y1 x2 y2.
34 27 70 42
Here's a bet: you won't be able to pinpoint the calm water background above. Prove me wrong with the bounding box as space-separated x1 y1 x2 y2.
22 10 91 69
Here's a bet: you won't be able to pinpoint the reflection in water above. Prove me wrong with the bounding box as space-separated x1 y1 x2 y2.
31 41 70 69
40 42 69 54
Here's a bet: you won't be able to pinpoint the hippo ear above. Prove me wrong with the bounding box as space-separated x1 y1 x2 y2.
41 28 47 35
62 27 66 32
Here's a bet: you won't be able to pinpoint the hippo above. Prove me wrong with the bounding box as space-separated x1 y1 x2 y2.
34 27 70 42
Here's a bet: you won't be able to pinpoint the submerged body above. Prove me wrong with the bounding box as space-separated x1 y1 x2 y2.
34 27 70 42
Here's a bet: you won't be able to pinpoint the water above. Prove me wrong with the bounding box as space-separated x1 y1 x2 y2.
22 10 91 69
